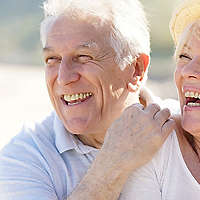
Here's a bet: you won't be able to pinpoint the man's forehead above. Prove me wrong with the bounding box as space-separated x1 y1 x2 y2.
49 14 106 32
80 41 98 48
42 14 111 52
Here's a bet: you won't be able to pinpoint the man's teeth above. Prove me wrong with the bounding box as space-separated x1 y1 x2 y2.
185 91 200 99
64 92 92 102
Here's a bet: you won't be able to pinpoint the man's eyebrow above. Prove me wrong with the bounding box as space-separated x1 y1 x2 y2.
43 41 99 52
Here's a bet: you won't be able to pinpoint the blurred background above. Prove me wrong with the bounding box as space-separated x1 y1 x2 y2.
0 0 181 148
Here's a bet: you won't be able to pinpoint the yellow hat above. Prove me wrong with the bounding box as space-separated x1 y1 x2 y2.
170 0 200 45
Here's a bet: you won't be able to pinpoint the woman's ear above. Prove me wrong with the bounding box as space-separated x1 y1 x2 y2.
128 54 150 92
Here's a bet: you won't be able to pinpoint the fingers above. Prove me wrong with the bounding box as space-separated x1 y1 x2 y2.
154 108 171 125
144 103 161 117
161 119 176 139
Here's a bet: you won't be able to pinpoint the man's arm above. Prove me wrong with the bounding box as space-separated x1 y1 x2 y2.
68 151 130 200
67 104 175 200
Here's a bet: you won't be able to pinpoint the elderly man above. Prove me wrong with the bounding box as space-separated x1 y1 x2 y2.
0 0 175 199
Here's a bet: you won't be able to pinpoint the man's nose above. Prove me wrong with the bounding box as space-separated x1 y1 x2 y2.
57 59 81 86
182 57 200 80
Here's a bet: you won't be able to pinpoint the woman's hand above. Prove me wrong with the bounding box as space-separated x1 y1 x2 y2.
101 103 175 173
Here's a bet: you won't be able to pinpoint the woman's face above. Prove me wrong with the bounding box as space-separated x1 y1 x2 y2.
175 21 200 137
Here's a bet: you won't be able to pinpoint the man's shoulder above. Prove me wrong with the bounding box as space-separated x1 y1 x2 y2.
0 112 62 200
22 111 56 141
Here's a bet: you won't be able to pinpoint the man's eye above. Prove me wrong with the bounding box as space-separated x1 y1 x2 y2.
46 57 61 64
179 54 192 60
77 55 93 63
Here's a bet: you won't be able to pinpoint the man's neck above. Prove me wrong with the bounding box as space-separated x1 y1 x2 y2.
76 88 152 149
77 133 105 149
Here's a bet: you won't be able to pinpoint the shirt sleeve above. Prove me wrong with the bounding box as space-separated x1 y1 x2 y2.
0 135 58 200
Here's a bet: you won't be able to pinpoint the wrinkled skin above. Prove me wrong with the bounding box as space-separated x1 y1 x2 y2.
43 14 150 148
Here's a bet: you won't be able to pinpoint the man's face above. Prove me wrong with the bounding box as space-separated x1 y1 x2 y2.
43 15 134 136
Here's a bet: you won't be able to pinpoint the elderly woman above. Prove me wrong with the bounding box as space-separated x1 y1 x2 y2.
120 0 200 199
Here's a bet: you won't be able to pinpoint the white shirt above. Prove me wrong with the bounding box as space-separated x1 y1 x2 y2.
120 131 200 200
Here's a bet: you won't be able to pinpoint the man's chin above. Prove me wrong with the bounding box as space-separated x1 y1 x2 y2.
64 118 90 134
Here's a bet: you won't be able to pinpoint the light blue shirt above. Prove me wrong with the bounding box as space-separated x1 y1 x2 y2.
0 112 99 200
0 88 180 200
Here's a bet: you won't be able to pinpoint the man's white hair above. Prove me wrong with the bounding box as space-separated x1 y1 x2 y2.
40 0 150 70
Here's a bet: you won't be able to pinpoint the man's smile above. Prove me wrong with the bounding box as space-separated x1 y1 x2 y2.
62 92 93 106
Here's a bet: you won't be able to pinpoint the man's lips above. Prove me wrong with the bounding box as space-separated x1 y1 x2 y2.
61 92 93 106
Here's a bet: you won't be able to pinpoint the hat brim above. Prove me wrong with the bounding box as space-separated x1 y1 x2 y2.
170 0 200 45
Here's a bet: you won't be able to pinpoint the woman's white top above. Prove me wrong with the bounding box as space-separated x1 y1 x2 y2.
120 131 200 200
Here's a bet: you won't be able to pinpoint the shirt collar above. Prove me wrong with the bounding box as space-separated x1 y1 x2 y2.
54 113 98 154
53 87 156 155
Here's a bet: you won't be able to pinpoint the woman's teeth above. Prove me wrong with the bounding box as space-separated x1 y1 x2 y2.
187 102 200 107
185 91 200 107
185 91 200 98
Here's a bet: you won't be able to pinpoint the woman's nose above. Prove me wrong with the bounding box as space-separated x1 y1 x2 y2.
182 57 200 80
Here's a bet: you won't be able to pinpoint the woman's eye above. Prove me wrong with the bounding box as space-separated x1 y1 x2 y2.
179 54 192 60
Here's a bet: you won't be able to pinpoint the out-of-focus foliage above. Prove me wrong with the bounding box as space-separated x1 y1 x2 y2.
0 0 180 78
0 0 43 65
141 0 181 80
141 0 179 51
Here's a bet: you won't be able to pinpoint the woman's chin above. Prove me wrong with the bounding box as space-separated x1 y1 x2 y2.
182 116 200 136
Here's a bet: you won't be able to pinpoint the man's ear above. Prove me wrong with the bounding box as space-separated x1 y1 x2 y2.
134 53 149 81
128 53 150 92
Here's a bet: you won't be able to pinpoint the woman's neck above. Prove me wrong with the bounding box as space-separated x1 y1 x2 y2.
174 114 200 158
